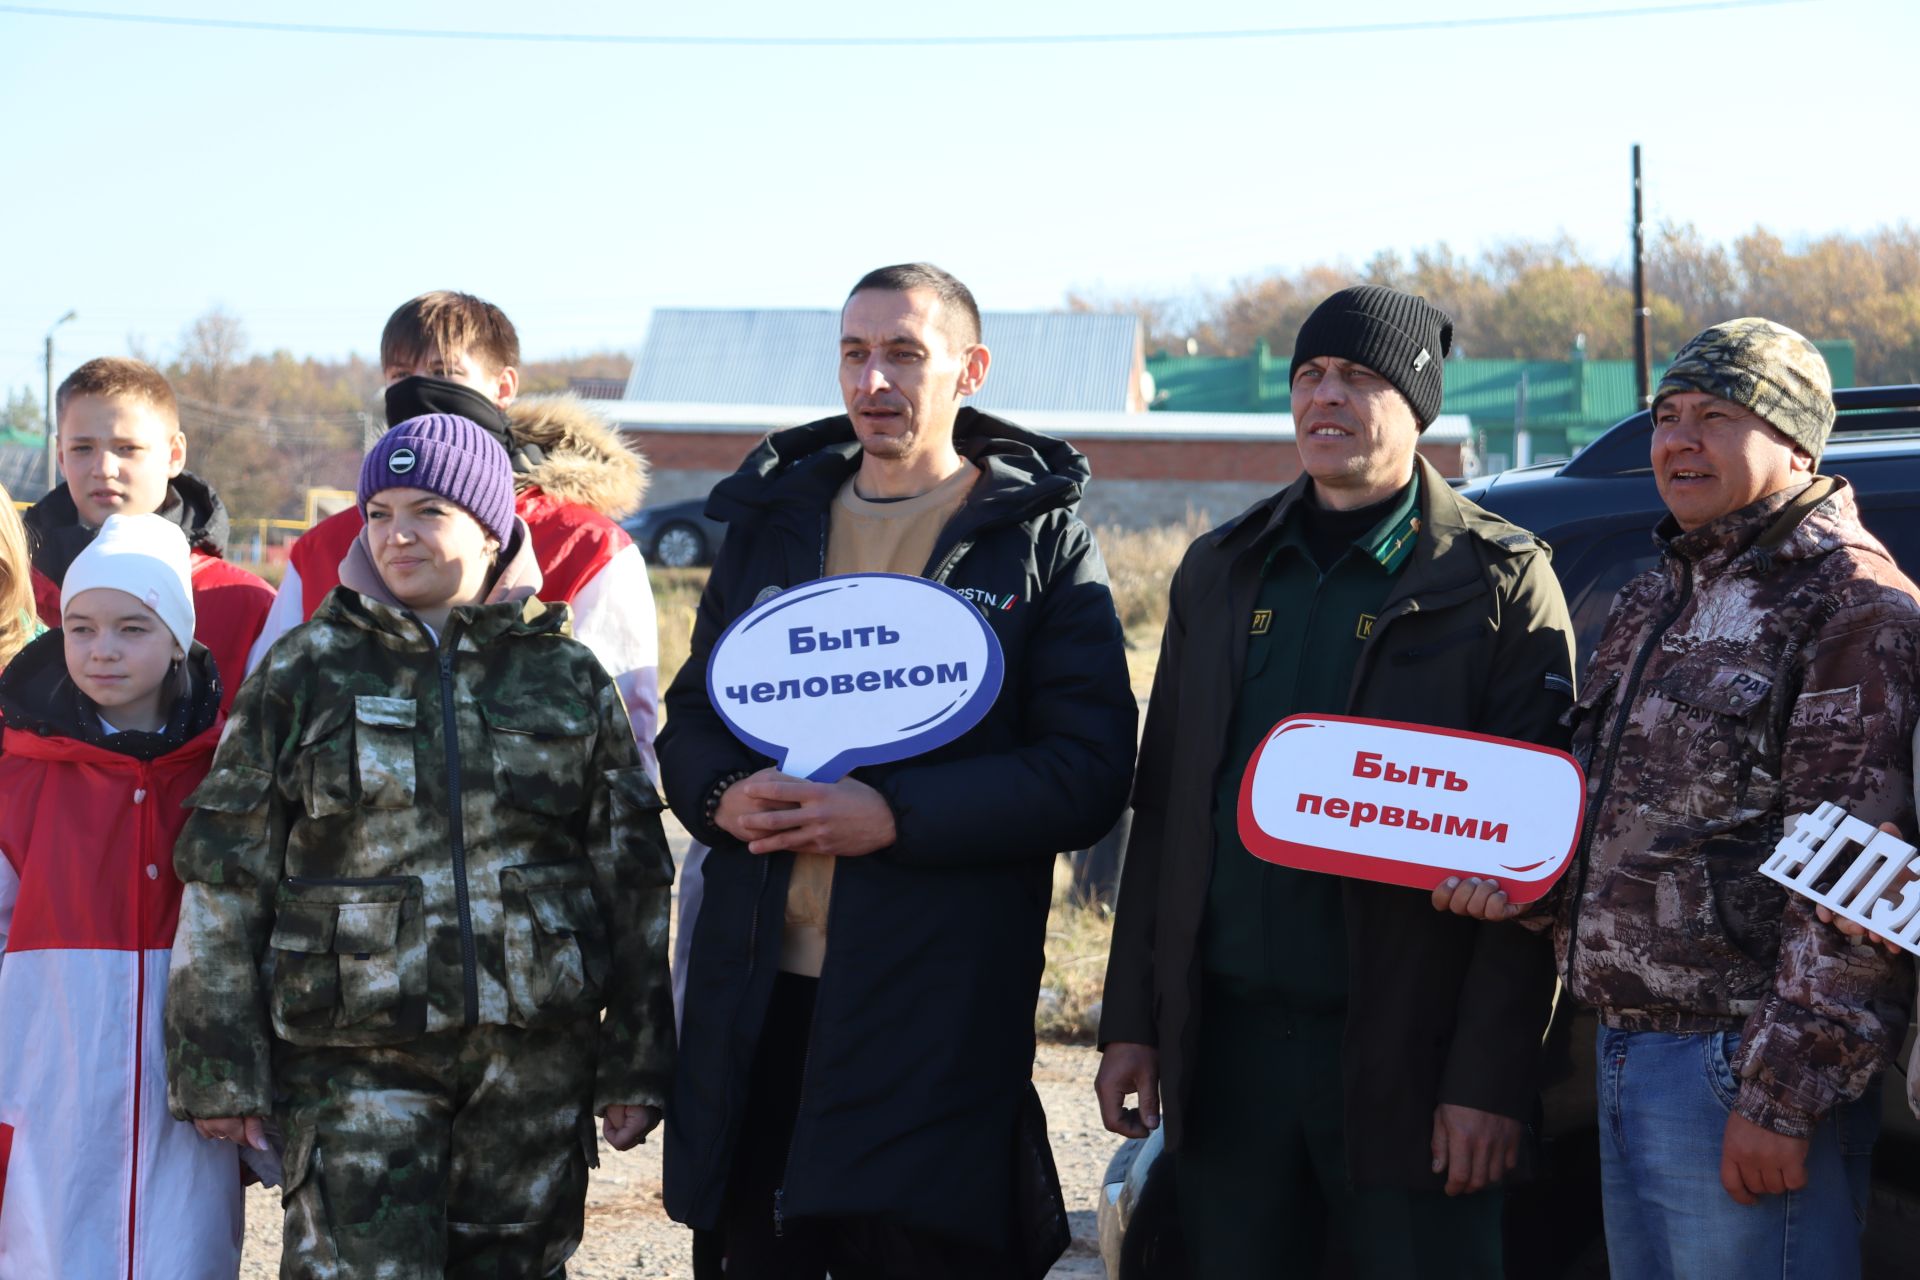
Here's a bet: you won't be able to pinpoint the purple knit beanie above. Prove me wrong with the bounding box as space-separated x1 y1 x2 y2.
357 414 515 545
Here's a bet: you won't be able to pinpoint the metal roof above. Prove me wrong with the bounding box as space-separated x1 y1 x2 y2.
625 309 1141 413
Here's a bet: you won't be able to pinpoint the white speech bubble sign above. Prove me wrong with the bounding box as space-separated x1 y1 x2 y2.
1761 802 1920 956
1237 714 1586 902
706 573 1006 782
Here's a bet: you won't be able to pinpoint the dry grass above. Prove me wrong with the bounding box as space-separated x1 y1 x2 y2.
1038 859 1119 1044
1095 515 1205 640
649 567 707 700
1093 517 1202 699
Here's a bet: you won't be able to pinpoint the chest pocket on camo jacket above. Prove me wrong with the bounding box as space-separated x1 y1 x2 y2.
296 697 418 817
1649 659 1777 824
484 702 597 816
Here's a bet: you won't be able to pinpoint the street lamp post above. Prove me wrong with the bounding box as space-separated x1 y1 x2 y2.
44 309 77 494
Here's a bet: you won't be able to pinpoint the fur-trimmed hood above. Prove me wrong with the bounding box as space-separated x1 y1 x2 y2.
507 396 647 519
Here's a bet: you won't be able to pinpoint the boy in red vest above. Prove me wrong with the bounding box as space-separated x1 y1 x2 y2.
23 358 274 712
247 291 659 775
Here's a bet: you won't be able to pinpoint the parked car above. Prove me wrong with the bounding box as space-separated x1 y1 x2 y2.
622 497 727 568
1098 383 1920 1279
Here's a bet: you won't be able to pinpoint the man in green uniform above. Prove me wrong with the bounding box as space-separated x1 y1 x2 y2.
1097 287 1575 1276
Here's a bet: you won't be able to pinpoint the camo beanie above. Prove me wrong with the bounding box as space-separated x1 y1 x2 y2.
1290 286 1454 428
1654 317 1835 466
358 413 516 546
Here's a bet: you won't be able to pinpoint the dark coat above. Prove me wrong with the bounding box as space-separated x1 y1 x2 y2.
658 408 1137 1251
1099 456 1574 1190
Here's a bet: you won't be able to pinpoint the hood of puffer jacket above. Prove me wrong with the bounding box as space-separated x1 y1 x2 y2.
0 627 222 760
507 395 648 519
338 516 544 612
704 406 1090 535
1657 475 1893 578
24 471 233 584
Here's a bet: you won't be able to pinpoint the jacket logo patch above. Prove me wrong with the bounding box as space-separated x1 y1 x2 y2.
953 587 1020 613
1355 613 1376 640
752 585 783 607
1250 609 1273 636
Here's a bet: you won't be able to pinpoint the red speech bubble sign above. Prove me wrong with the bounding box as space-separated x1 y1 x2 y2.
1237 715 1585 903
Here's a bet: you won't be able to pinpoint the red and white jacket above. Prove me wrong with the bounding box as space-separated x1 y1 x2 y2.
247 396 660 779
0 678 242 1279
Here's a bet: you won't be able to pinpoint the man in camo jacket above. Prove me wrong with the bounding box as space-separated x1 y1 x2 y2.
1439 317 1920 1278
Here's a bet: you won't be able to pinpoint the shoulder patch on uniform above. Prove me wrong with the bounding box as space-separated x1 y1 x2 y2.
752 585 783 607
1492 532 1536 552
1544 672 1574 697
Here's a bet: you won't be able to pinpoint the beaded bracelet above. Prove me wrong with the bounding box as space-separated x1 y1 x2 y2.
704 768 753 829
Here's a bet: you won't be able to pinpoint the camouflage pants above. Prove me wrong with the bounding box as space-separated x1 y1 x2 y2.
274 1019 599 1280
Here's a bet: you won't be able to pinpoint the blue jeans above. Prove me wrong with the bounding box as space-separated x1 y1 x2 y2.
1595 1027 1879 1280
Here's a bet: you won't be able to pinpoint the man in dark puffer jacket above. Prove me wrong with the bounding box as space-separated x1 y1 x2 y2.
659 264 1136 1279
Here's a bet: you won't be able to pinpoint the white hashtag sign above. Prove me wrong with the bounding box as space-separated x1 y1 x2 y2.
1761 802 1920 954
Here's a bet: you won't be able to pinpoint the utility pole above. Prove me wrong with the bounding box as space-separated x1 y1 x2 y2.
1631 144 1651 408
43 309 77 493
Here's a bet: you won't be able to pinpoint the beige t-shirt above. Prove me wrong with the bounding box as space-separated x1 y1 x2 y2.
779 462 979 976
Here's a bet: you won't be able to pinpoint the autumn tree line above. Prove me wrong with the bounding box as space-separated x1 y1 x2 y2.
7 222 1916 522
1072 222 1920 387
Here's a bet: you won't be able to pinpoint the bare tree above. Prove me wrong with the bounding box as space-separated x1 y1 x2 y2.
174 306 248 404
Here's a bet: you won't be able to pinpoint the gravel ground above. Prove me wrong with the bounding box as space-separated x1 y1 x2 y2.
239 1043 1109 1278
238 811 1116 1278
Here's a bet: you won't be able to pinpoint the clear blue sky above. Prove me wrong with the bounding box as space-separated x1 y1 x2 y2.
1 0 1911 401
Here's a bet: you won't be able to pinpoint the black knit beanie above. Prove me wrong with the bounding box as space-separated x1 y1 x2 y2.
1290 286 1454 428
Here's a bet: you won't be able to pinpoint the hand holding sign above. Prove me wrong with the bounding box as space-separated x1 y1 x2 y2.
707 573 1006 782
1763 804 1920 955
1237 715 1585 903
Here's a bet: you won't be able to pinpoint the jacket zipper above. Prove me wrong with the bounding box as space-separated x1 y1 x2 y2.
773 871 841 1239
773 1017 817 1239
127 762 154 1280
773 511 832 1241
928 538 972 584
439 636 480 1026
1562 557 1695 990
765 515 971 1235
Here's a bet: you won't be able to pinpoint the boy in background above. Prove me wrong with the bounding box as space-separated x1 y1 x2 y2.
250 290 659 776
23 357 275 711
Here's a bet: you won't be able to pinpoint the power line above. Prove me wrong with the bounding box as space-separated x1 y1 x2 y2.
0 0 1806 48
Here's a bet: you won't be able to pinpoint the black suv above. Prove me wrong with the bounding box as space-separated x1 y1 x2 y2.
1099 384 1920 1278
1466 383 1920 663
